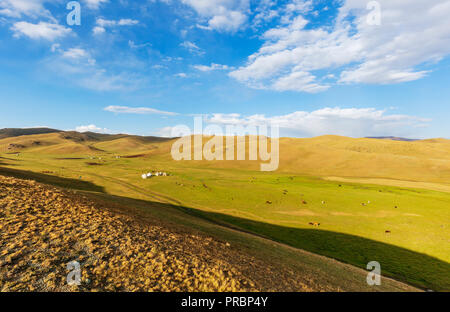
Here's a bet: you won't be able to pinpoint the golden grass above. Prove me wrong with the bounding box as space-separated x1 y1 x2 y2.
0 176 256 292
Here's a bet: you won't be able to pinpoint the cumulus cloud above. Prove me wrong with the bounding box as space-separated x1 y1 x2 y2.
60 48 96 66
104 105 178 116
230 0 450 92
0 0 54 20
204 107 430 138
182 0 249 32
272 71 329 93
11 21 71 41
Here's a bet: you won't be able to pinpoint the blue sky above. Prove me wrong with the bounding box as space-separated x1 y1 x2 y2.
0 0 449 138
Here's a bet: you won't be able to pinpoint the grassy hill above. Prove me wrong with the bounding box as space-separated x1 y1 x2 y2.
0 130 449 291
0 127 61 139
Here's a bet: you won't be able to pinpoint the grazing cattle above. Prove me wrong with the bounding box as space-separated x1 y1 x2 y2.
309 222 320 227
266 201 272 204
302 200 307 205
394 206 398 209
321 201 325 204
141 174 147 179
361 203 366 206
385 230 391 234
367 200 371 204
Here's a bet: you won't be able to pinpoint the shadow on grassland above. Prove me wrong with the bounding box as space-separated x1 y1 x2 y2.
0 166 104 193
170 205 450 291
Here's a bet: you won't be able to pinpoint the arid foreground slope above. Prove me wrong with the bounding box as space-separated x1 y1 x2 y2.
0 175 323 292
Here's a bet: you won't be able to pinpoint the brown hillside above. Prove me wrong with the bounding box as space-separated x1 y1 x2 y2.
0 175 329 292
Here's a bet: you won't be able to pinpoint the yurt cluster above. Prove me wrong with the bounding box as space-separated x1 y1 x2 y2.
141 171 169 179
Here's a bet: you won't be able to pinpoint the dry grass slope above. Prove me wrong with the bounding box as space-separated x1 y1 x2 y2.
1 175 342 292
0 176 256 291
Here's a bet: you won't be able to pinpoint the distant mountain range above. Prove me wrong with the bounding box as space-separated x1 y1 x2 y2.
0 127 171 142
0 128 421 142
0 128 62 139
365 136 418 142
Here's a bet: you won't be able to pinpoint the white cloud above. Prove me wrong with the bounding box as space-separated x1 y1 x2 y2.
0 0 54 20
182 0 249 32
62 48 87 59
230 0 450 92
193 63 232 71
104 105 178 116
61 48 96 65
155 126 175 137
272 71 329 93
204 107 431 138
50 43 60 52
93 18 139 35
83 0 109 9
128 40 151 49
118 19 139 26
46 47 143 92
79 73 143 91
174 72 188 78
180 41 204 55
75 124 111 133
97 18 139 27
92 26 105 35
11 21 71 41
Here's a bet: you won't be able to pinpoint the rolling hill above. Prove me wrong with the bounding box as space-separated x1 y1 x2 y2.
1 129 450 187
0 128 449 291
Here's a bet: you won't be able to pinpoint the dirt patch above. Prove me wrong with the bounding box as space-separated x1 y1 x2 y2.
122 154 146 159
7 144 25 150
55 158 84 160
276 209 319 217
330 212 355 216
